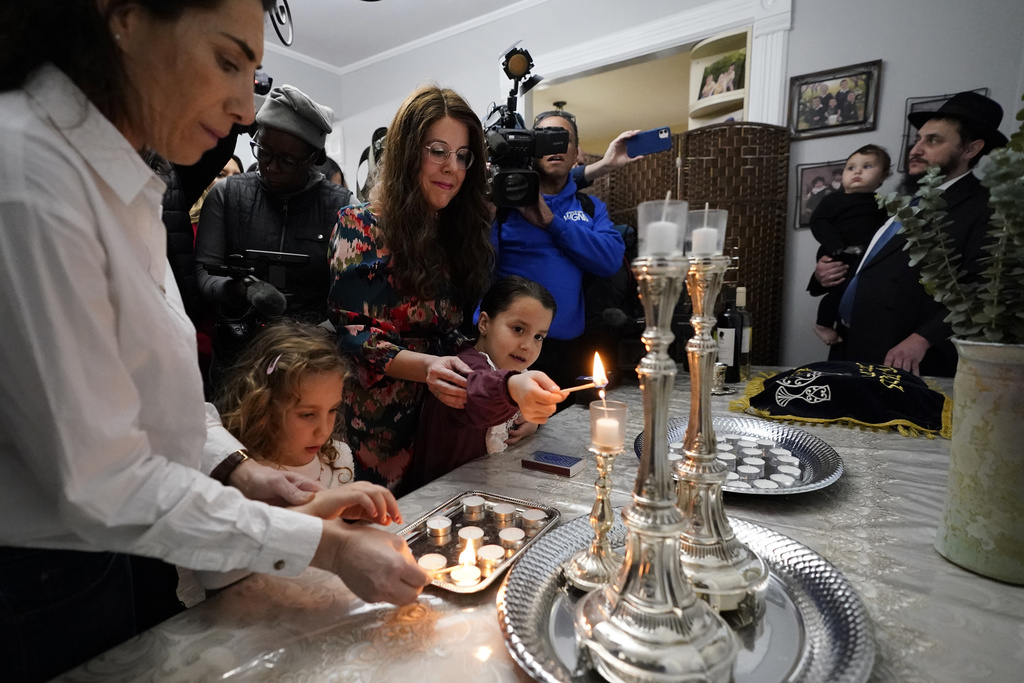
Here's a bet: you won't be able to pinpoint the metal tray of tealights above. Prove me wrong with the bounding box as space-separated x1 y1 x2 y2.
634 416 844 495
496 514 874 683
398 490 561 594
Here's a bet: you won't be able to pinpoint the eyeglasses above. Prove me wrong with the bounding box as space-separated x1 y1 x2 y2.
249 140 316 173
423 142 474 170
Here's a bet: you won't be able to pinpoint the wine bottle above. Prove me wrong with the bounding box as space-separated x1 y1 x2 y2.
736 286 752 381
716 287 740 383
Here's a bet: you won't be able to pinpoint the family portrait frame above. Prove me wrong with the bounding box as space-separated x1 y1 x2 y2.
794 158 847 229
788 60 882 141
896 88 990 172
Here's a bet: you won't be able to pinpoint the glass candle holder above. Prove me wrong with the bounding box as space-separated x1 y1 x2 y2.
590 400 627 450
637 199 688 258
685 208 728 256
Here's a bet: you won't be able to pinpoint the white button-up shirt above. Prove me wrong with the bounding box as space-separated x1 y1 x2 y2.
0 65 321 575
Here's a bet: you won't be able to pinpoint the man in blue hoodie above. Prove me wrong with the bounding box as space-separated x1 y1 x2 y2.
491 110 625 405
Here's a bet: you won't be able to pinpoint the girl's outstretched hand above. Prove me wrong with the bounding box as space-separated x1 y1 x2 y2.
507 371 563 423
290 481 403 526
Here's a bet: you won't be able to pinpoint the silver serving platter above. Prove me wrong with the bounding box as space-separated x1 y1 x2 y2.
634 416 844 495
398 490 560 594
497 514 874 683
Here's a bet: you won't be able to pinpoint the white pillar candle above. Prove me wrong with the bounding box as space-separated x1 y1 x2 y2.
690 226 719 255
642 220 679 256
417 553 447 572
592 417 621 449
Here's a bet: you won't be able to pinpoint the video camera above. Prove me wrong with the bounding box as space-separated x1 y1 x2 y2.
484 44 569 207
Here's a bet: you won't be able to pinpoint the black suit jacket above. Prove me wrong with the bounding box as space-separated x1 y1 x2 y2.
828 173 992 377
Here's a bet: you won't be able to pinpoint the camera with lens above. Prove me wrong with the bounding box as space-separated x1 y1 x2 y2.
254 70 273 96
484 44 569 208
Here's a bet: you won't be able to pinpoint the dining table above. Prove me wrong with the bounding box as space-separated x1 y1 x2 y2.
57 368 1023 683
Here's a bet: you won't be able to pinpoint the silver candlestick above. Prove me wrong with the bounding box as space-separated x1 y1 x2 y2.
574 252 737 683
564 400 628 591
675 255 768 625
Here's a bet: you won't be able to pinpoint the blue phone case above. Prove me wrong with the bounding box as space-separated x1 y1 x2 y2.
626 127 672 158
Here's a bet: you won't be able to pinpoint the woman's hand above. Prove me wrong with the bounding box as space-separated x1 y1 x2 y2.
290 481 402 525
507 371 564 423
505 415 539 445
425 355 472 409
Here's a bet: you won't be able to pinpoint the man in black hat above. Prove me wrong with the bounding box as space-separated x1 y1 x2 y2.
811 91 1008 376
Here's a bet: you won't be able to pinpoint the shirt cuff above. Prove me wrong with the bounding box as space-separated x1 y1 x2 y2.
248 507 323 577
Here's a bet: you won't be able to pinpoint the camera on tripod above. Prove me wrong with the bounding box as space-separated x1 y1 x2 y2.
483 44 569 207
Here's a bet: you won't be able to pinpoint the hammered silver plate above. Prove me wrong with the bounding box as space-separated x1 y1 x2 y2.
497 514 873 683
634 416 844 495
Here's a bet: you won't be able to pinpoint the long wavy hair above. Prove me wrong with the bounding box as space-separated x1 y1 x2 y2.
370 85 493 303
0 0 274 127
215 321 350 469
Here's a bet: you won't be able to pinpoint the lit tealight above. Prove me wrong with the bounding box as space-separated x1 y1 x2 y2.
499 527 525 548
450 564 482 585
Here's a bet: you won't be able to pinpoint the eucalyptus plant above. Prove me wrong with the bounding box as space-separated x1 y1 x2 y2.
878 99 1024 345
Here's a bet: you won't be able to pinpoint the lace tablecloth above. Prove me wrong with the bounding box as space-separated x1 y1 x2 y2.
59 371 1024 683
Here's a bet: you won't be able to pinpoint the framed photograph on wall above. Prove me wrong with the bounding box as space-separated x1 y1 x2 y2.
795 158 847 229
788 60 882 141
896 88 990 172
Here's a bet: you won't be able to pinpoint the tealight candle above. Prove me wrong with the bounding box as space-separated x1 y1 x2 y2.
726 471 740 482
769 447 792 459
741 456 766 477
477 544 506 566
736 439 758 450
776 455 801 469
450 564 482 585
716 443 735 454
777 464 802 480
426 516 451 537
499 527 525 548
736 465 760 481
418 553 447 572
458 526 484 543
770 473 797 488
492 503 516 521
752 479 780 490
721 433 746 444
730 480 753 489
716 452 738 470
461 495 485 514
521 509 547 529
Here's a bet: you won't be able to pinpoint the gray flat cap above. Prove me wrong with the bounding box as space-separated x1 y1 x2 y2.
256 85 334 149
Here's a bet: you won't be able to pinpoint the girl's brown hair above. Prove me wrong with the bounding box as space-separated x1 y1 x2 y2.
370 84 493 302
215 321 349 469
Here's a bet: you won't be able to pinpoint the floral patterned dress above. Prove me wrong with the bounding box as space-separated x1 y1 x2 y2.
328 204 466 493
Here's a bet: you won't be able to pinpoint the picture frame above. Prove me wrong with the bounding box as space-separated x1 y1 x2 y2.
896 88 989 172
788 60 882 141
794 158 847 229
697 48 746 101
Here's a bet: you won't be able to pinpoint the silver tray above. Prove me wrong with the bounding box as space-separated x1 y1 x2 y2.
497 514 874 683
398 490 560 594
634 416 844 495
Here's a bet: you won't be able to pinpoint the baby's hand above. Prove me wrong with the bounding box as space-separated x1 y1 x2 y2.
289 481 402 526
508 371 563 423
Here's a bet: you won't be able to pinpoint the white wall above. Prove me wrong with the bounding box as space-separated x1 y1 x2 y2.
252 0 1024 366
780 0 1024 366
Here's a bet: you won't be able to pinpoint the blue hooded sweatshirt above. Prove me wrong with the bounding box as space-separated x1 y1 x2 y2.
491 176 625 339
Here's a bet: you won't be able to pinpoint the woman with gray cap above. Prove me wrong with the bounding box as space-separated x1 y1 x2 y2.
0 2 428 680
195 84 354 376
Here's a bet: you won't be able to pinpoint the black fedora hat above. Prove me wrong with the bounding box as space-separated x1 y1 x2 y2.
908 91 1008 154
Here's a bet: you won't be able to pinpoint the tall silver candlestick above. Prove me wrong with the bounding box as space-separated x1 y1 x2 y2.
574 253 737 683
676 256 768 624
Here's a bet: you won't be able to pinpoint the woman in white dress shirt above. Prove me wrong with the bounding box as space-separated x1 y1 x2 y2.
0 2 428 680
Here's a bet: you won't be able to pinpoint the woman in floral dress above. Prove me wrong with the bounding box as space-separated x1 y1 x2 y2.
328 85 492 493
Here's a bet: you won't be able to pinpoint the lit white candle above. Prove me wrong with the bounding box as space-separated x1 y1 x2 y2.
690 226 719 255
642 220 679 256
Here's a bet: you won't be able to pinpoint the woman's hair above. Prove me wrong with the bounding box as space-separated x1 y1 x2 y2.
479 276 557 320
229 154 244 173
370 85 492 303
0 0 274 126
215 321 350 468
849 144 892 179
